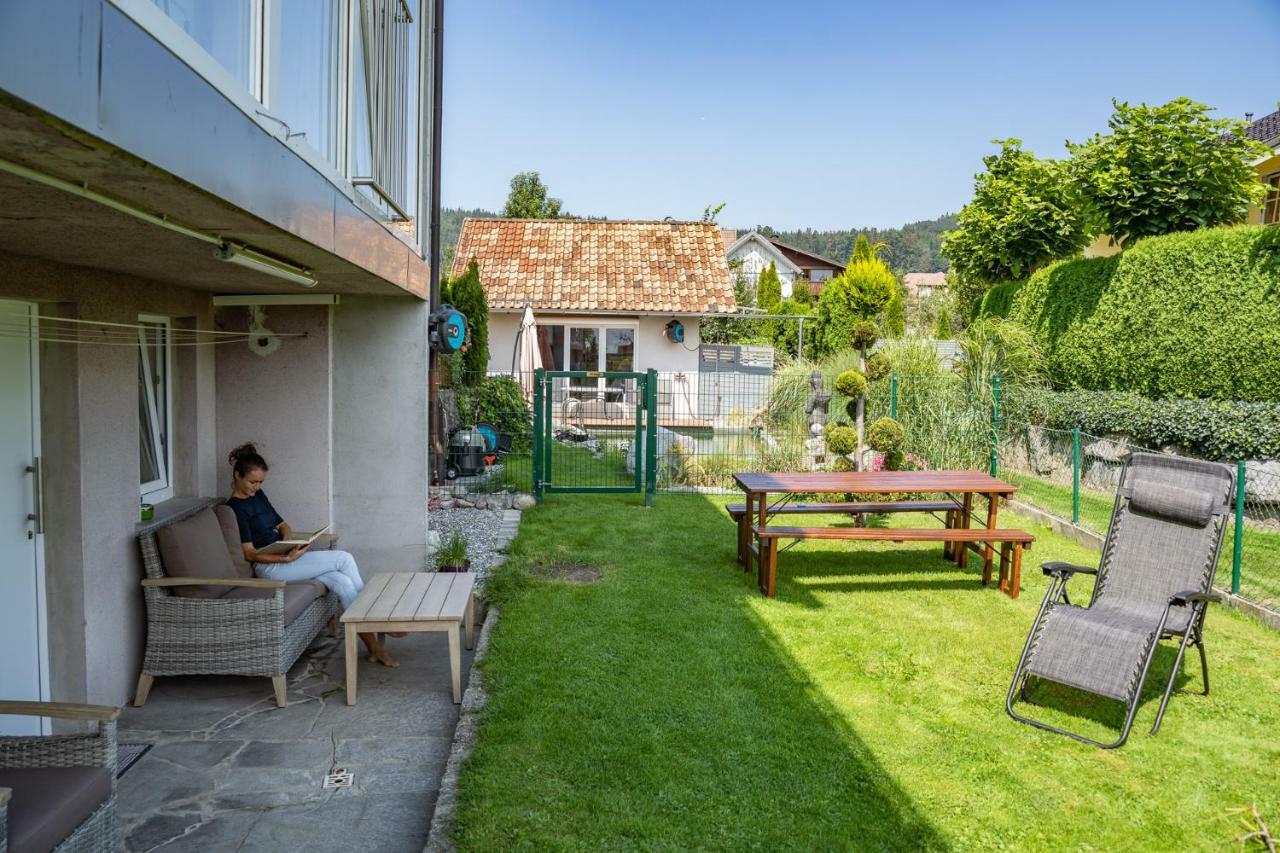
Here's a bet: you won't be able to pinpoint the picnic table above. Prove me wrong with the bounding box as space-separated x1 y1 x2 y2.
731 471 1031 599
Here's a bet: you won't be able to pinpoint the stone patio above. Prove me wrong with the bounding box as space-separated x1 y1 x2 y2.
116 625 478 852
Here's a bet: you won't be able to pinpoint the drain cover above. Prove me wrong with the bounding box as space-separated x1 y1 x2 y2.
323 768 354 789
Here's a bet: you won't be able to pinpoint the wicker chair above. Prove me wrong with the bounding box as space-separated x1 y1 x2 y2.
0 701 119 852
135 498 342 709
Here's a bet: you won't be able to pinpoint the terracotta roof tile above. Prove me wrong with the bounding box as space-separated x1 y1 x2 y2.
450 219 736 314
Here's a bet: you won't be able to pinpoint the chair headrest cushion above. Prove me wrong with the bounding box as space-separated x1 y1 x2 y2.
1128 481 1216 527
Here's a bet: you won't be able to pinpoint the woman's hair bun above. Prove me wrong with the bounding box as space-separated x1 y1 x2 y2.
228 443 268 475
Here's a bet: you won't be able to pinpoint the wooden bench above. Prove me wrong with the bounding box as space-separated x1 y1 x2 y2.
752 525 1034 599
727 500 962 567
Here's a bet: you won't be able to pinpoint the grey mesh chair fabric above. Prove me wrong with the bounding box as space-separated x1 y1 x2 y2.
1006 453 1235 748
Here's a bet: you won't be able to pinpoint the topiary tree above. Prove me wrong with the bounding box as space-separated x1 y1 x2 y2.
834 369 868 400
867 416 906 471
756 262 783 313
825 424 858 457
865 351 891 382
449 259 489 384
1068 98 1271 246
934 307 952 339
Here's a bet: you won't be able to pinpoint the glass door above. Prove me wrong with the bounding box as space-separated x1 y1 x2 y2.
568 327 600 399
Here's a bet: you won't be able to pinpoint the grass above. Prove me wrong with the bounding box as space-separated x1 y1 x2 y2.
1007 471 1280 609
456 493 1280 850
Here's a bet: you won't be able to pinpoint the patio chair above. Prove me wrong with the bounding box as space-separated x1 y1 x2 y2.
1006 453 1235 748
135 498 342 709
0 701 119 852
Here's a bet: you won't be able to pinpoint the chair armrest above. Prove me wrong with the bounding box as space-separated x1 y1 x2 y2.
0 701 120 721
1169 590 1222 607
1041 561 1097 579
141 577 285 590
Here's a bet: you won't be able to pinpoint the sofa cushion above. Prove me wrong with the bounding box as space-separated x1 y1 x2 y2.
213 505 256 579
155 509 239 598
222 580 328 626
0 766 111 853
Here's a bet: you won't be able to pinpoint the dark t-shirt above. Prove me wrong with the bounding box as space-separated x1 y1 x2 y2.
225 491 284 549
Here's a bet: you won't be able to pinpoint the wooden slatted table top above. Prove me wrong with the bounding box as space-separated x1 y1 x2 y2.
732 470 1017 495
340 572 474 624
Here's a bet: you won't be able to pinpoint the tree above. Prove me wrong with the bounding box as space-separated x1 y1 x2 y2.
883 282 906 338
941 139 1092 289
502 171 563 219
814 257 895 356
701 202 726 223
756 262 783 312
448 259 489 383
1069 98 1271 246
934 306 952 339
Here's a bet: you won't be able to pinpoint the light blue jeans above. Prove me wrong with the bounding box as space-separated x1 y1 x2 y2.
255 549 365 609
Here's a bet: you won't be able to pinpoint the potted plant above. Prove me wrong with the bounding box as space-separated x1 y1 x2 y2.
435 531 470 573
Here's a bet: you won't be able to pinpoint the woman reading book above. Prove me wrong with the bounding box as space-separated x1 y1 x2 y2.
225 443 398 668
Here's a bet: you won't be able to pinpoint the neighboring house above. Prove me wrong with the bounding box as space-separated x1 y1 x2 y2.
453 219 734 423
904 272 948 299
1085 108 1280 257
723 231 845 301
0 0 437 725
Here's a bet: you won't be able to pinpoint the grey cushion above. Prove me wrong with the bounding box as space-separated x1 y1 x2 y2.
0 766 111 853
1129 481 1215 528
213 505 255 579
222 580 327 626
156 509 239 598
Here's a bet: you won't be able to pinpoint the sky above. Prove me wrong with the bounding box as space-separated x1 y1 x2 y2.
442 0 1280 231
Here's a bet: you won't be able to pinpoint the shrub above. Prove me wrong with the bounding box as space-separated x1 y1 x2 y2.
975 280 1023 320
456 375 532 450
867 417 905 452
814 257 894 355
834 370 868 400
1006 386 1280 461
1009 225 1280 401
865 352 891 382
933 307 952 339
830 455 855 472
826 425 858 456
448 259 489 383
756 262 783 312
883 284 906 337
851 320 880 350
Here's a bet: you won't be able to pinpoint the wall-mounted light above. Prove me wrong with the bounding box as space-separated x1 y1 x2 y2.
214 242 317 288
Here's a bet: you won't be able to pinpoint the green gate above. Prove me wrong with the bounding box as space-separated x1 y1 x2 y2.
532 368 658 506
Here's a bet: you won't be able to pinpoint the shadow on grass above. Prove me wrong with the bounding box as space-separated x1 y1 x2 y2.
458 492 950 850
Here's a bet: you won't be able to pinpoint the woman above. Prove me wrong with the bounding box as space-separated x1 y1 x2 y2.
225 443 398 668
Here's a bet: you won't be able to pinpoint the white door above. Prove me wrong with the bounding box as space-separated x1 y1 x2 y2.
0 300 47 735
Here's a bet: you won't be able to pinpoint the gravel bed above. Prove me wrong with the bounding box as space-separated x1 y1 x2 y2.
428 506 515 576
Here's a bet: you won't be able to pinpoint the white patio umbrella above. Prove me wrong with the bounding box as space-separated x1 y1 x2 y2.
511 304 541 402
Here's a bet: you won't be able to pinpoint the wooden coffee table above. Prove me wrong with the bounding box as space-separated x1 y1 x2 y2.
340 572 476 704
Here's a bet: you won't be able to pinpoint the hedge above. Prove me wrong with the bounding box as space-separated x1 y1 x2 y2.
1008 225 1280 401
975 280 1023 320
1006 386 1280 461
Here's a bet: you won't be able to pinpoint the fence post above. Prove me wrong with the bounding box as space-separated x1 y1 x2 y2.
1233 459 1245 595
989 375 1001 477
1072 427 1081 525
532 368 544 504
890 374 898 420
644 369 658 507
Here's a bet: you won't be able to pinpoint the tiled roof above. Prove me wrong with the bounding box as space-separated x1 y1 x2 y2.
903 272 947 296
451 219 735 314
1246 110 1280 147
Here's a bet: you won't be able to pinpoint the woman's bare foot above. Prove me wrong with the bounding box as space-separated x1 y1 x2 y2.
359 633 400 668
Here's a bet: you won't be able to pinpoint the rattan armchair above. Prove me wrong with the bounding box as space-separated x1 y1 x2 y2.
134 498 342 709
0 701 119 853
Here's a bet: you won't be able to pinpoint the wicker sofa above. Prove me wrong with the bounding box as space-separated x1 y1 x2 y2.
0 701 119 853
134 498 342 708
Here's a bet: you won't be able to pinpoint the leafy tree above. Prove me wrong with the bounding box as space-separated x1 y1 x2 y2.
702 202 726 223
934 307 952 339
503 171 564 219
850 233 888 263
1068 98 1271 246
448 259 489 383
756 262 783 312
761 214 958 273
791 276 812 306
941 139 1092 289
814 257 895 356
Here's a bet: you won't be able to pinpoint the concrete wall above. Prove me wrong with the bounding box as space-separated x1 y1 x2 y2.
331 296 430 572
0 252 218 707
215 306 332 528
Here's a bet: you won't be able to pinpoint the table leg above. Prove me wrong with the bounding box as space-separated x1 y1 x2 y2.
448 624 462 703
983 492 998 580
943 508 955 560
344 622 358 705
465 593 476 650
762 536 779 598
957 492 973 570
997 542 1011 590
1009 545 1023 599
739 493 752 570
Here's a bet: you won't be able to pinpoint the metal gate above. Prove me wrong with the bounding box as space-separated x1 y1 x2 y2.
532 368 658 505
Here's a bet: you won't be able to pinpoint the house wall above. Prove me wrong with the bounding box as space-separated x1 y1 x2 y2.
726 242 799 299
0 252 219 708
1246 153 1280 225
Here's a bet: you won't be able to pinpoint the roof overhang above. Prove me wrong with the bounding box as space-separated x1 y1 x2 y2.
724 232 805 276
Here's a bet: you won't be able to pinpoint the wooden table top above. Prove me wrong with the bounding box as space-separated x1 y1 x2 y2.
732 470 1017 495
341 571 474 624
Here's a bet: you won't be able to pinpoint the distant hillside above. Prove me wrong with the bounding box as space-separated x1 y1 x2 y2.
441 207 498 272
746 214 957 273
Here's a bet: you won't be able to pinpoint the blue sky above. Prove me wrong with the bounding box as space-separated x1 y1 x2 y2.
442 0 1280 230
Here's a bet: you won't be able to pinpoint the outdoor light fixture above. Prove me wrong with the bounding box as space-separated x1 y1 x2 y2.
213 242 317 287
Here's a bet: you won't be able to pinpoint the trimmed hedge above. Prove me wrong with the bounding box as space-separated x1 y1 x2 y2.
1009 225 1280 401
1006 386 1280 461
975 280 1023 320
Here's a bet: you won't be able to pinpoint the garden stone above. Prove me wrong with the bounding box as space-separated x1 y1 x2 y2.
455 499 474 509
474 499 488 509
1244 459 1280 503
513 494 536 510
626 425 691 478
1084 435 1129 463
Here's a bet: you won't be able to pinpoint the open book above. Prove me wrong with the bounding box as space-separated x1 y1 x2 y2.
254 525 331 557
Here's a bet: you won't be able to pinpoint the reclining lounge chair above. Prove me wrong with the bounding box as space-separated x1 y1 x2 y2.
1006 452 1235 748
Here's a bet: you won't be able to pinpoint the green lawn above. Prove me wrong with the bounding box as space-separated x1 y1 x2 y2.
457 494 1280 850
1007 472 1280 609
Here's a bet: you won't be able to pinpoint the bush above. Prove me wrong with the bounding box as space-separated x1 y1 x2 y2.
834 370 868 400
867 417 905 452
826 425 858 456
975 280 1023 320
449 259 489 383
456 376 532 450
1006 386 1280 461
1009 226 1280 401
757 262 783 312
933 307 952 339
865 352 891 382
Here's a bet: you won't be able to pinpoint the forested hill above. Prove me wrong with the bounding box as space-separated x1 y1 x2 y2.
748 213 957 273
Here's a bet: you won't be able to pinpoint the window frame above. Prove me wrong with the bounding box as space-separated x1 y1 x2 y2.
1263 172 1280 225
138 315 174 502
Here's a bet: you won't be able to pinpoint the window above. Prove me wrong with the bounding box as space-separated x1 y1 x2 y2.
150 0 259 92
266 0 344 169
138 316 173 501
1264 173 1280 225
537 322 637 400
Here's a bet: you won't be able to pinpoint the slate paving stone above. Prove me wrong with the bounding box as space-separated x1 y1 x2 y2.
334 735 453 793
